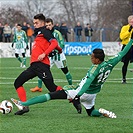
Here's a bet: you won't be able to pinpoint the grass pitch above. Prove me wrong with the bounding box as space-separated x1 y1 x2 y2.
0 56 133 133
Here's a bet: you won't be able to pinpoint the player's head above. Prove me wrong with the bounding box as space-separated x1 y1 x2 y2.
45 18 54 30
17 24 22 31
128 15 133 26
33 13 45 28
91 49 105 64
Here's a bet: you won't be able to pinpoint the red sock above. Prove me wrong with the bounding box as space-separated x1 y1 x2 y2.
56 86 63 91
16 86 26 102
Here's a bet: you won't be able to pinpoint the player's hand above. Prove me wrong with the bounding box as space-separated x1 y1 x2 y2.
11 43 13 47
73 95 80 102
49 50 57 57
26 45 29 50
129 25 133 32
38 53 46 61
71 95 82 114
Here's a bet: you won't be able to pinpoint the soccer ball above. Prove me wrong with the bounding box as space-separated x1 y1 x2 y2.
0 100 13 114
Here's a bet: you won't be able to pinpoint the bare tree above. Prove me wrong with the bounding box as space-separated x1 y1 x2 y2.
0 6 28 26
93 0 132 41
20 0 57 23
0 0 132 41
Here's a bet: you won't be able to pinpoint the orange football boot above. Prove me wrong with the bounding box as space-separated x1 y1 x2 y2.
30 86 43 92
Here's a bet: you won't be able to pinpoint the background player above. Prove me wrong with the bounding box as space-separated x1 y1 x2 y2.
12 24 28 68
30 18 72 92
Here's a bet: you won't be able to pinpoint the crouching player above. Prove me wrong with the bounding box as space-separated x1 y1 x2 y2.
11 32 133 118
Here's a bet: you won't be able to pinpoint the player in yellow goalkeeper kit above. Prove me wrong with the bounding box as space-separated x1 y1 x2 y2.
11 32 133 118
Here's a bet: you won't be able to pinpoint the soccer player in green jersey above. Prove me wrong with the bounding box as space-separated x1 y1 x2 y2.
30 18 72 92
12 24 28 68
11 32 133 118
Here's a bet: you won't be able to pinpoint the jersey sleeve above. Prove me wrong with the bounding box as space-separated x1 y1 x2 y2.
57 32 65 49
77 65 99 96
54 30 65 49
12 33 17 43
44 39 58 55
108 39 133 66
23 31 28 44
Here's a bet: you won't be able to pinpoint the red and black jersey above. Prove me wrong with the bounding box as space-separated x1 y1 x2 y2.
31 27 62 65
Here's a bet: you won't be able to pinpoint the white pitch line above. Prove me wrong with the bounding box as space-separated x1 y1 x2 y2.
0 77 133 80
0 66 132 71
0 78 132 85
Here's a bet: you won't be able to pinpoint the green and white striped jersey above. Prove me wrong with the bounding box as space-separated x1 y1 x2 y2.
13 30 28 49
51 29 65 61
77 39 133 96
53 29 65 49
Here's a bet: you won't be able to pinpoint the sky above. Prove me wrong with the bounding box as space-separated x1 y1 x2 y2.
0 0 23 6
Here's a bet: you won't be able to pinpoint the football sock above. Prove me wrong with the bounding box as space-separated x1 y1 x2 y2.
38 78 42 88
91 109 102 117
23 57 26 66
17 57 22 63
56 86 63 91
16 86 26 102
66 72 72 85
21 94 51 106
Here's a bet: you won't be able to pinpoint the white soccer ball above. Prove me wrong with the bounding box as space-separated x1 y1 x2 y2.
0 100 13 114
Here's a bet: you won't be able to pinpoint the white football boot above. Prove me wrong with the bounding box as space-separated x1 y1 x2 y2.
99 108 117 118
11 98 23 110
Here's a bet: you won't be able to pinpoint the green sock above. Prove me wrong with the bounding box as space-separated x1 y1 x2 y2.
91 109 102 117
23 57 26 65
21 94 51 106
66 72 72 85
38 78 42 88
17 57 22 63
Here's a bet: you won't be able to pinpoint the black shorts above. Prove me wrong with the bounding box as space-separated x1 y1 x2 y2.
121 45 132 63
14 62 57 92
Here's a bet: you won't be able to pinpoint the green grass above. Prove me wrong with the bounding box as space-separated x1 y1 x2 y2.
0 56 133 133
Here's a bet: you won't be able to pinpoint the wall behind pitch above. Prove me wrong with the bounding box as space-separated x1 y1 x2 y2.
0 42 122 58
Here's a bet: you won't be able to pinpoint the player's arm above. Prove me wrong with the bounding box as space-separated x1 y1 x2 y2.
57 32 65 49
12 33 16 43
12 33 16 47
23 31 28 45
110 34 133 66
41 29 58 55
77 66 98 97
77 75 95 97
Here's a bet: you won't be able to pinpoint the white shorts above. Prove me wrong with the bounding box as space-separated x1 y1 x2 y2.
15 48 25 54
50 52 67 68
65 87 97 109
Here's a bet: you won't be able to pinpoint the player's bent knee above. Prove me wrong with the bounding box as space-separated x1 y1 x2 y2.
86 106 95 116
14 79 21 89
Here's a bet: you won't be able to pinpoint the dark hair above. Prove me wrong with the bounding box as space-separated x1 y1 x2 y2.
34 13 45 21
45 18 53 24
17 24 22 27
93 48 105 61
